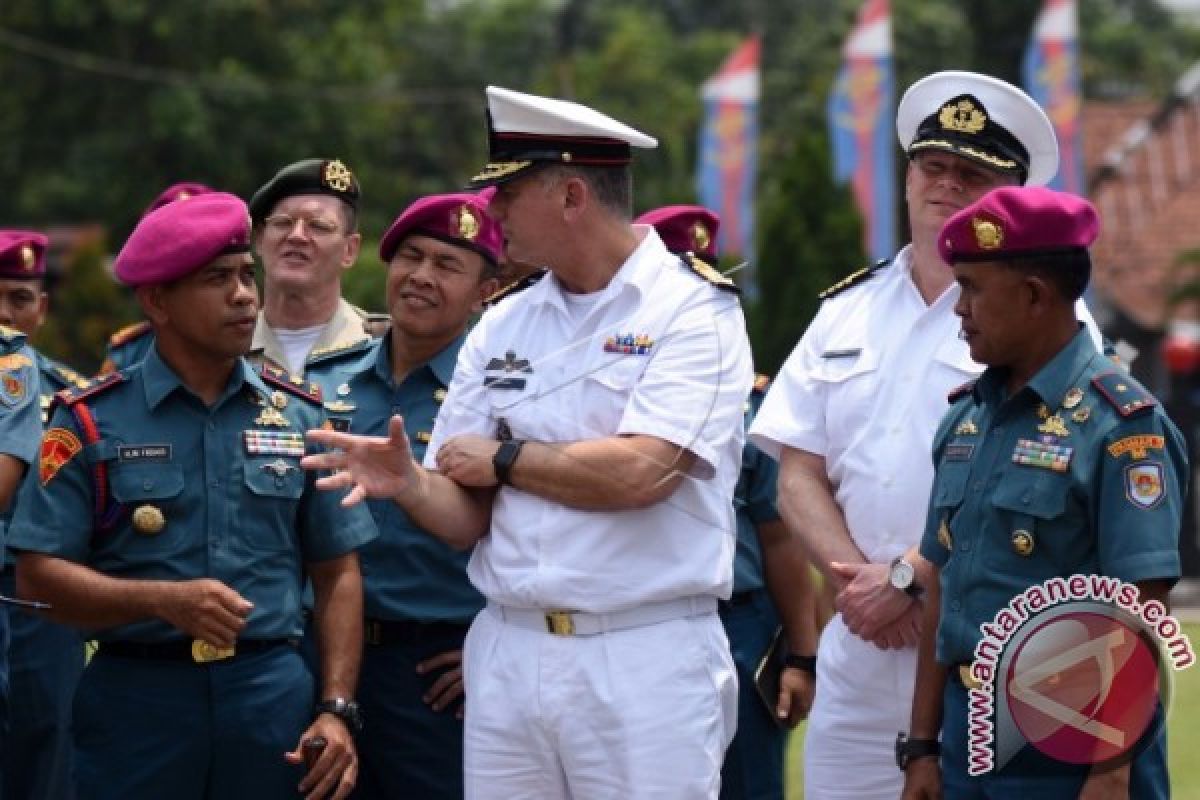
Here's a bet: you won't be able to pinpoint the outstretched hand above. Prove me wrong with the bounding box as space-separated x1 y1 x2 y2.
303 415 426 507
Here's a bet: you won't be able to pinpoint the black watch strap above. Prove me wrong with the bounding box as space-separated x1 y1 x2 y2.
895 732 940 770
316 697 363 735
784 653 817 674
493 439 525 486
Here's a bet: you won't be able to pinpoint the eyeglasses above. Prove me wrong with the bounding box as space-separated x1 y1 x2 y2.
262 213 342 238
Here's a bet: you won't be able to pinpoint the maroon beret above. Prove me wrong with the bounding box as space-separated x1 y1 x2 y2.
0 231 48 280
379 193 503 266
142 182 216 218
115 192 251 287
635 205 720 264
938 186 1099 265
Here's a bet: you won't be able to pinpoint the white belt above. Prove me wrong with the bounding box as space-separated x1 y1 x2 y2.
494 596 717 637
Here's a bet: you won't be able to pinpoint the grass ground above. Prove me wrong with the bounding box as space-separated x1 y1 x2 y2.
783 623 1200 799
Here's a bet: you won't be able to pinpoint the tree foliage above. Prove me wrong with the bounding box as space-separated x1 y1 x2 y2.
1 0 1198 370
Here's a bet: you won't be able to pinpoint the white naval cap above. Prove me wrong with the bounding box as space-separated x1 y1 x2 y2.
896 70 1059 187
469 86 658 188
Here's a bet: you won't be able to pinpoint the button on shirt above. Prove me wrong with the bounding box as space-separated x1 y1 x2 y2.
733 388 780 593
7 347 378 642
919 328 1186 665
425 227 753 613
309 332 484 623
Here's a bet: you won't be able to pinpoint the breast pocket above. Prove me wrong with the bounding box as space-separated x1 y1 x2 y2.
811 346 880 435
109 463 186 548
581 358 645 439
240 459 305 552
987 471 1074 575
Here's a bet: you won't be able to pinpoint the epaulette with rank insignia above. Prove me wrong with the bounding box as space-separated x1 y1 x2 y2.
46 359 90 390
1092 371 1156 418
259 363 323 405
107 320 152 348
484 269 547 309
818 258 891 301
307 337 373 366
54 372 125 408
752 373 771 394
947 380 976 404
682 254 740 294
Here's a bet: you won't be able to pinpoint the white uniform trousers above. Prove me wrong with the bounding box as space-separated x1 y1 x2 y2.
803 614 917 800
462 603 738 799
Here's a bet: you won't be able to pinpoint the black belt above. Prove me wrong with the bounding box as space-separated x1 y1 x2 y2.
95 638 296 664
363 617 471 647
718 590 759 612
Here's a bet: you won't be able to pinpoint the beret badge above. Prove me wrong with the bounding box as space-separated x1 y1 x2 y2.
971 217 1004 250
20 245 35 271
939 99 987 135
321 159 354 193
690 221 711 254
455 205 481 241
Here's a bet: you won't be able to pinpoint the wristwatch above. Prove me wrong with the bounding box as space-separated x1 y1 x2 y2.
783 653 817 674
316 697 364 735
889 556 922 598
895 731 940 770
493 439 525 486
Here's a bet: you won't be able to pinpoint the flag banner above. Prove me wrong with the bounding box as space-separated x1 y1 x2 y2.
1023 0 1082 194
828 0 895 262
698 36 760 294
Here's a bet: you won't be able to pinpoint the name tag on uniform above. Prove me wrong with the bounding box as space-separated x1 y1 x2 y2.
118 444 173 462
821 348 861 359
944 444 974 461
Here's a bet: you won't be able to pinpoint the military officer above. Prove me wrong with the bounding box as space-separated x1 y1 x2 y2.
635 205 817 800
0 230 88 800
98 182 217 375
901 187 1185 799
249 159 388 375
304 86 752 799
306 191 501 799
7 193 378 800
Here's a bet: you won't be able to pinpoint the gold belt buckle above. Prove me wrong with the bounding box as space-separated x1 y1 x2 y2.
191 639 236 664
958 664 983 691
545 611 576 636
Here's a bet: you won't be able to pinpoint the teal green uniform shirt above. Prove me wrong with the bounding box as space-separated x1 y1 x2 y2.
732 384 781 593
7 346 378 641
919 328 1186 666
308 331 484 623
0 329 43 563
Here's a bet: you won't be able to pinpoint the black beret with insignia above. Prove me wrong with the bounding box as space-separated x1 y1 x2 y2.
248 158 360 221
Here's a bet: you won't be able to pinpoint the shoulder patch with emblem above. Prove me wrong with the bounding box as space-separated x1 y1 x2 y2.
484 269 547 309
947 380 977 404
682 254 740 294
259 363 323 405
818 258 891 301
752 373 771 394
1091 372 1156 418
306 337 373 366
108 321 153 348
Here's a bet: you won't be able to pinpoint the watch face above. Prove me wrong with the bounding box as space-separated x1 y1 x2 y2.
891 559 915 590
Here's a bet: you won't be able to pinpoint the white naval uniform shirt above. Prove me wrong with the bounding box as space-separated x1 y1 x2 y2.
425 227 753 614
749 245 1103 565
